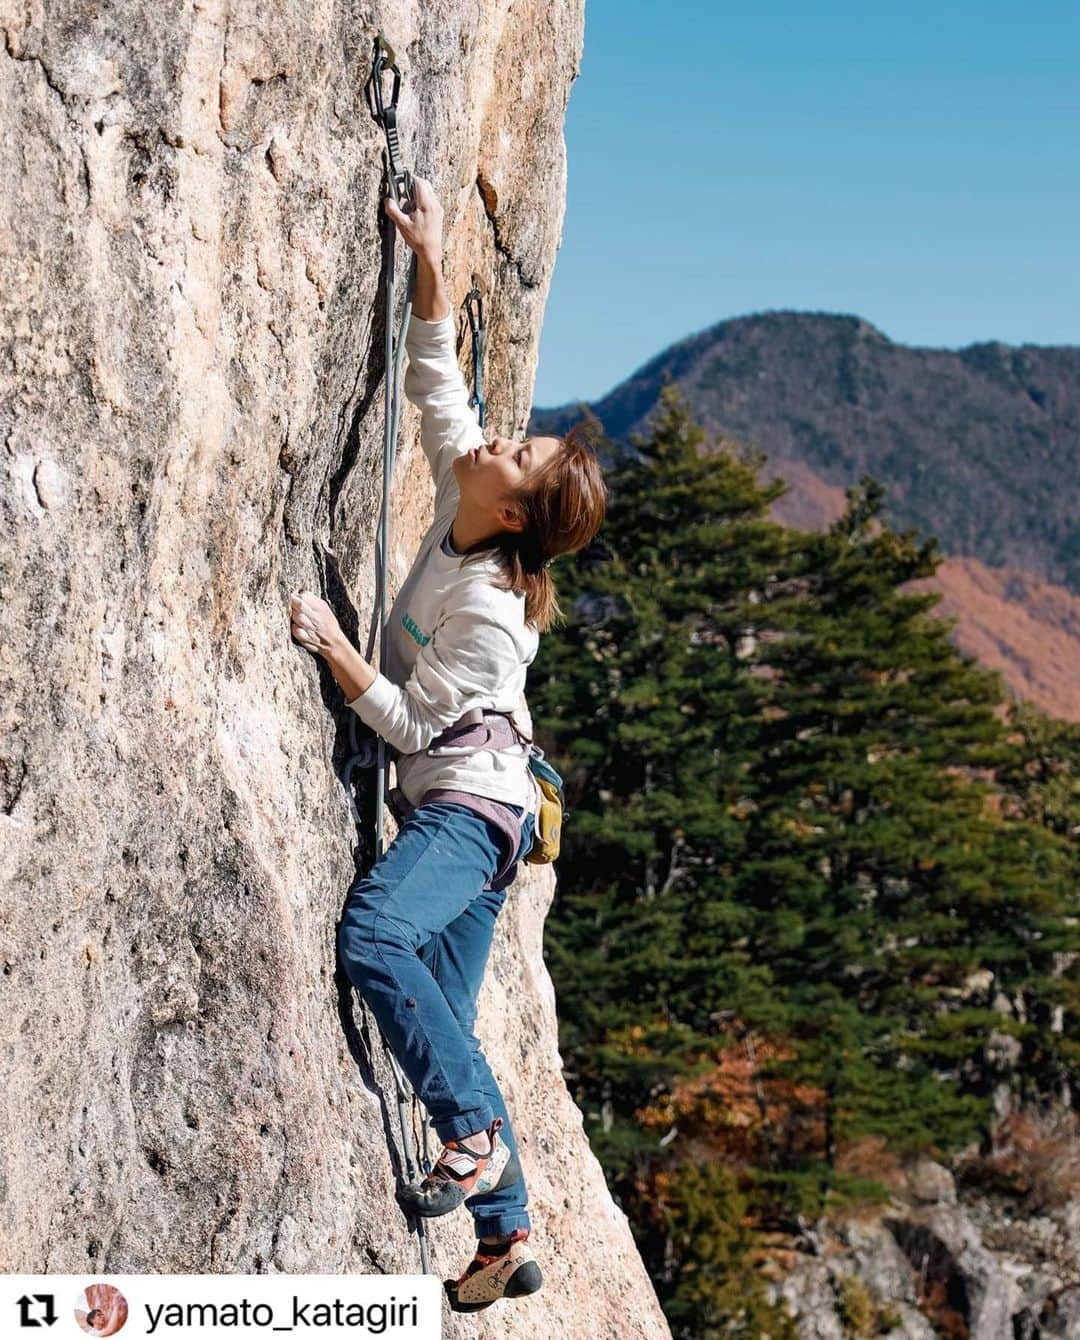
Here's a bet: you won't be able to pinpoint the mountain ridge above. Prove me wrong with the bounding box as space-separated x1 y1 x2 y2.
537 309 1080 426
530 311 1080 721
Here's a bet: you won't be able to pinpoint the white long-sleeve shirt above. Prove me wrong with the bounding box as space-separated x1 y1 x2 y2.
345 307 540 812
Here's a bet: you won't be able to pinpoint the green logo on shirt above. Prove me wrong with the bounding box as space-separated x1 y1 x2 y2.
402 613 431 647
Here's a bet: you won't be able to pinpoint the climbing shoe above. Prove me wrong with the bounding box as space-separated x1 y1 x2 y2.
444 1228 543 1312
396 1116 520 1219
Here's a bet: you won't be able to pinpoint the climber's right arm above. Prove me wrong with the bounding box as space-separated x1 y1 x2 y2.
402 305 482 479
384 179 483 500
411 252 450 323
384 175 451 321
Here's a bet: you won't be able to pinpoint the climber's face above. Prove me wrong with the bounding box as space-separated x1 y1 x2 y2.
454 434 561 531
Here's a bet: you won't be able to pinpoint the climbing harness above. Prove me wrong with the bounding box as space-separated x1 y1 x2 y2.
339 31 433 1277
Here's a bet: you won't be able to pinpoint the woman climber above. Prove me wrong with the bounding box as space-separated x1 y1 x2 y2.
288 176 606 1312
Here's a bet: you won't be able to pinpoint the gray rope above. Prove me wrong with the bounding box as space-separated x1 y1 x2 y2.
375 234 434 1278
339 31 435 1277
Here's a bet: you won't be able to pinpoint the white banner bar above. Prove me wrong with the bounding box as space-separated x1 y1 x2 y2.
2 1275 442 1339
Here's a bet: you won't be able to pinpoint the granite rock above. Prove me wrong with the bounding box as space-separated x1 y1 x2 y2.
0 3 670 1335
907 1157 957 1207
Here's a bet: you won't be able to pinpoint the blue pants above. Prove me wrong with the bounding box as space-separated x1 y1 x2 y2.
337 799 536 1240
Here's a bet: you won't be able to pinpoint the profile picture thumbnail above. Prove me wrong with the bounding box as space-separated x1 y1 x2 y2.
75 1283 128 1335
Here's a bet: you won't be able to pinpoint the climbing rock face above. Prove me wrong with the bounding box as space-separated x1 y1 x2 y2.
0 2 670 1335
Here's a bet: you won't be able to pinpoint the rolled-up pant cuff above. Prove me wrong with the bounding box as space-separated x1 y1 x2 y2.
470 1211 531 1239
434 1107 495 1143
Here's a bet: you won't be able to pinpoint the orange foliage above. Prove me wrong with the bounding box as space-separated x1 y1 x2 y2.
634 1032 827 1166
961 1107 1080 1211
834 1134 906 1192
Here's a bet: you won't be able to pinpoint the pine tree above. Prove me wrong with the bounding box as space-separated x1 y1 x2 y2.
529 382 1080 1333
738 476 1079 1162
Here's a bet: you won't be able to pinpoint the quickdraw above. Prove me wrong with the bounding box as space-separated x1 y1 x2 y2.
465 286 486 428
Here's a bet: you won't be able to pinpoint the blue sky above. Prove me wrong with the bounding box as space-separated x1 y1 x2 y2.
532 1 1080 407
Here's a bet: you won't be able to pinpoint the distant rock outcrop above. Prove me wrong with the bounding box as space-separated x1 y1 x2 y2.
0 3 669 1334
767 1161 1080 1340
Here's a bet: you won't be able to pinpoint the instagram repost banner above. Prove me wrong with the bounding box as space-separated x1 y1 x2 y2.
2 1276 442 1338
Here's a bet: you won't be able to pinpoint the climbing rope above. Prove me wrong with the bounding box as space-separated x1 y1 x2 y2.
338 30 434 1276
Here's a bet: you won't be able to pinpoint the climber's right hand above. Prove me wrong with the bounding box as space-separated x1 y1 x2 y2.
384 175 443 263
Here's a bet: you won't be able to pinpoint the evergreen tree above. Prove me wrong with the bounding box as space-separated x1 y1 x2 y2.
991 704 1080 1103
530 383 1080 1335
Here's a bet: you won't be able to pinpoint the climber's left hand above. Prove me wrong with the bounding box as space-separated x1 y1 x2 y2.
289 589 343 658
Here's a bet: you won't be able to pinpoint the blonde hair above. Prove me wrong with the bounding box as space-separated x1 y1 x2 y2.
458 421 608 632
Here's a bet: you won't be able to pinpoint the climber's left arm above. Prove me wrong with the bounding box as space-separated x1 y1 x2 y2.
289 590 376 700
342 601 522 756
289 589 520 756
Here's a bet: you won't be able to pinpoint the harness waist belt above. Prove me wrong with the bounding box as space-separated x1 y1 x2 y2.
423 707 532 758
